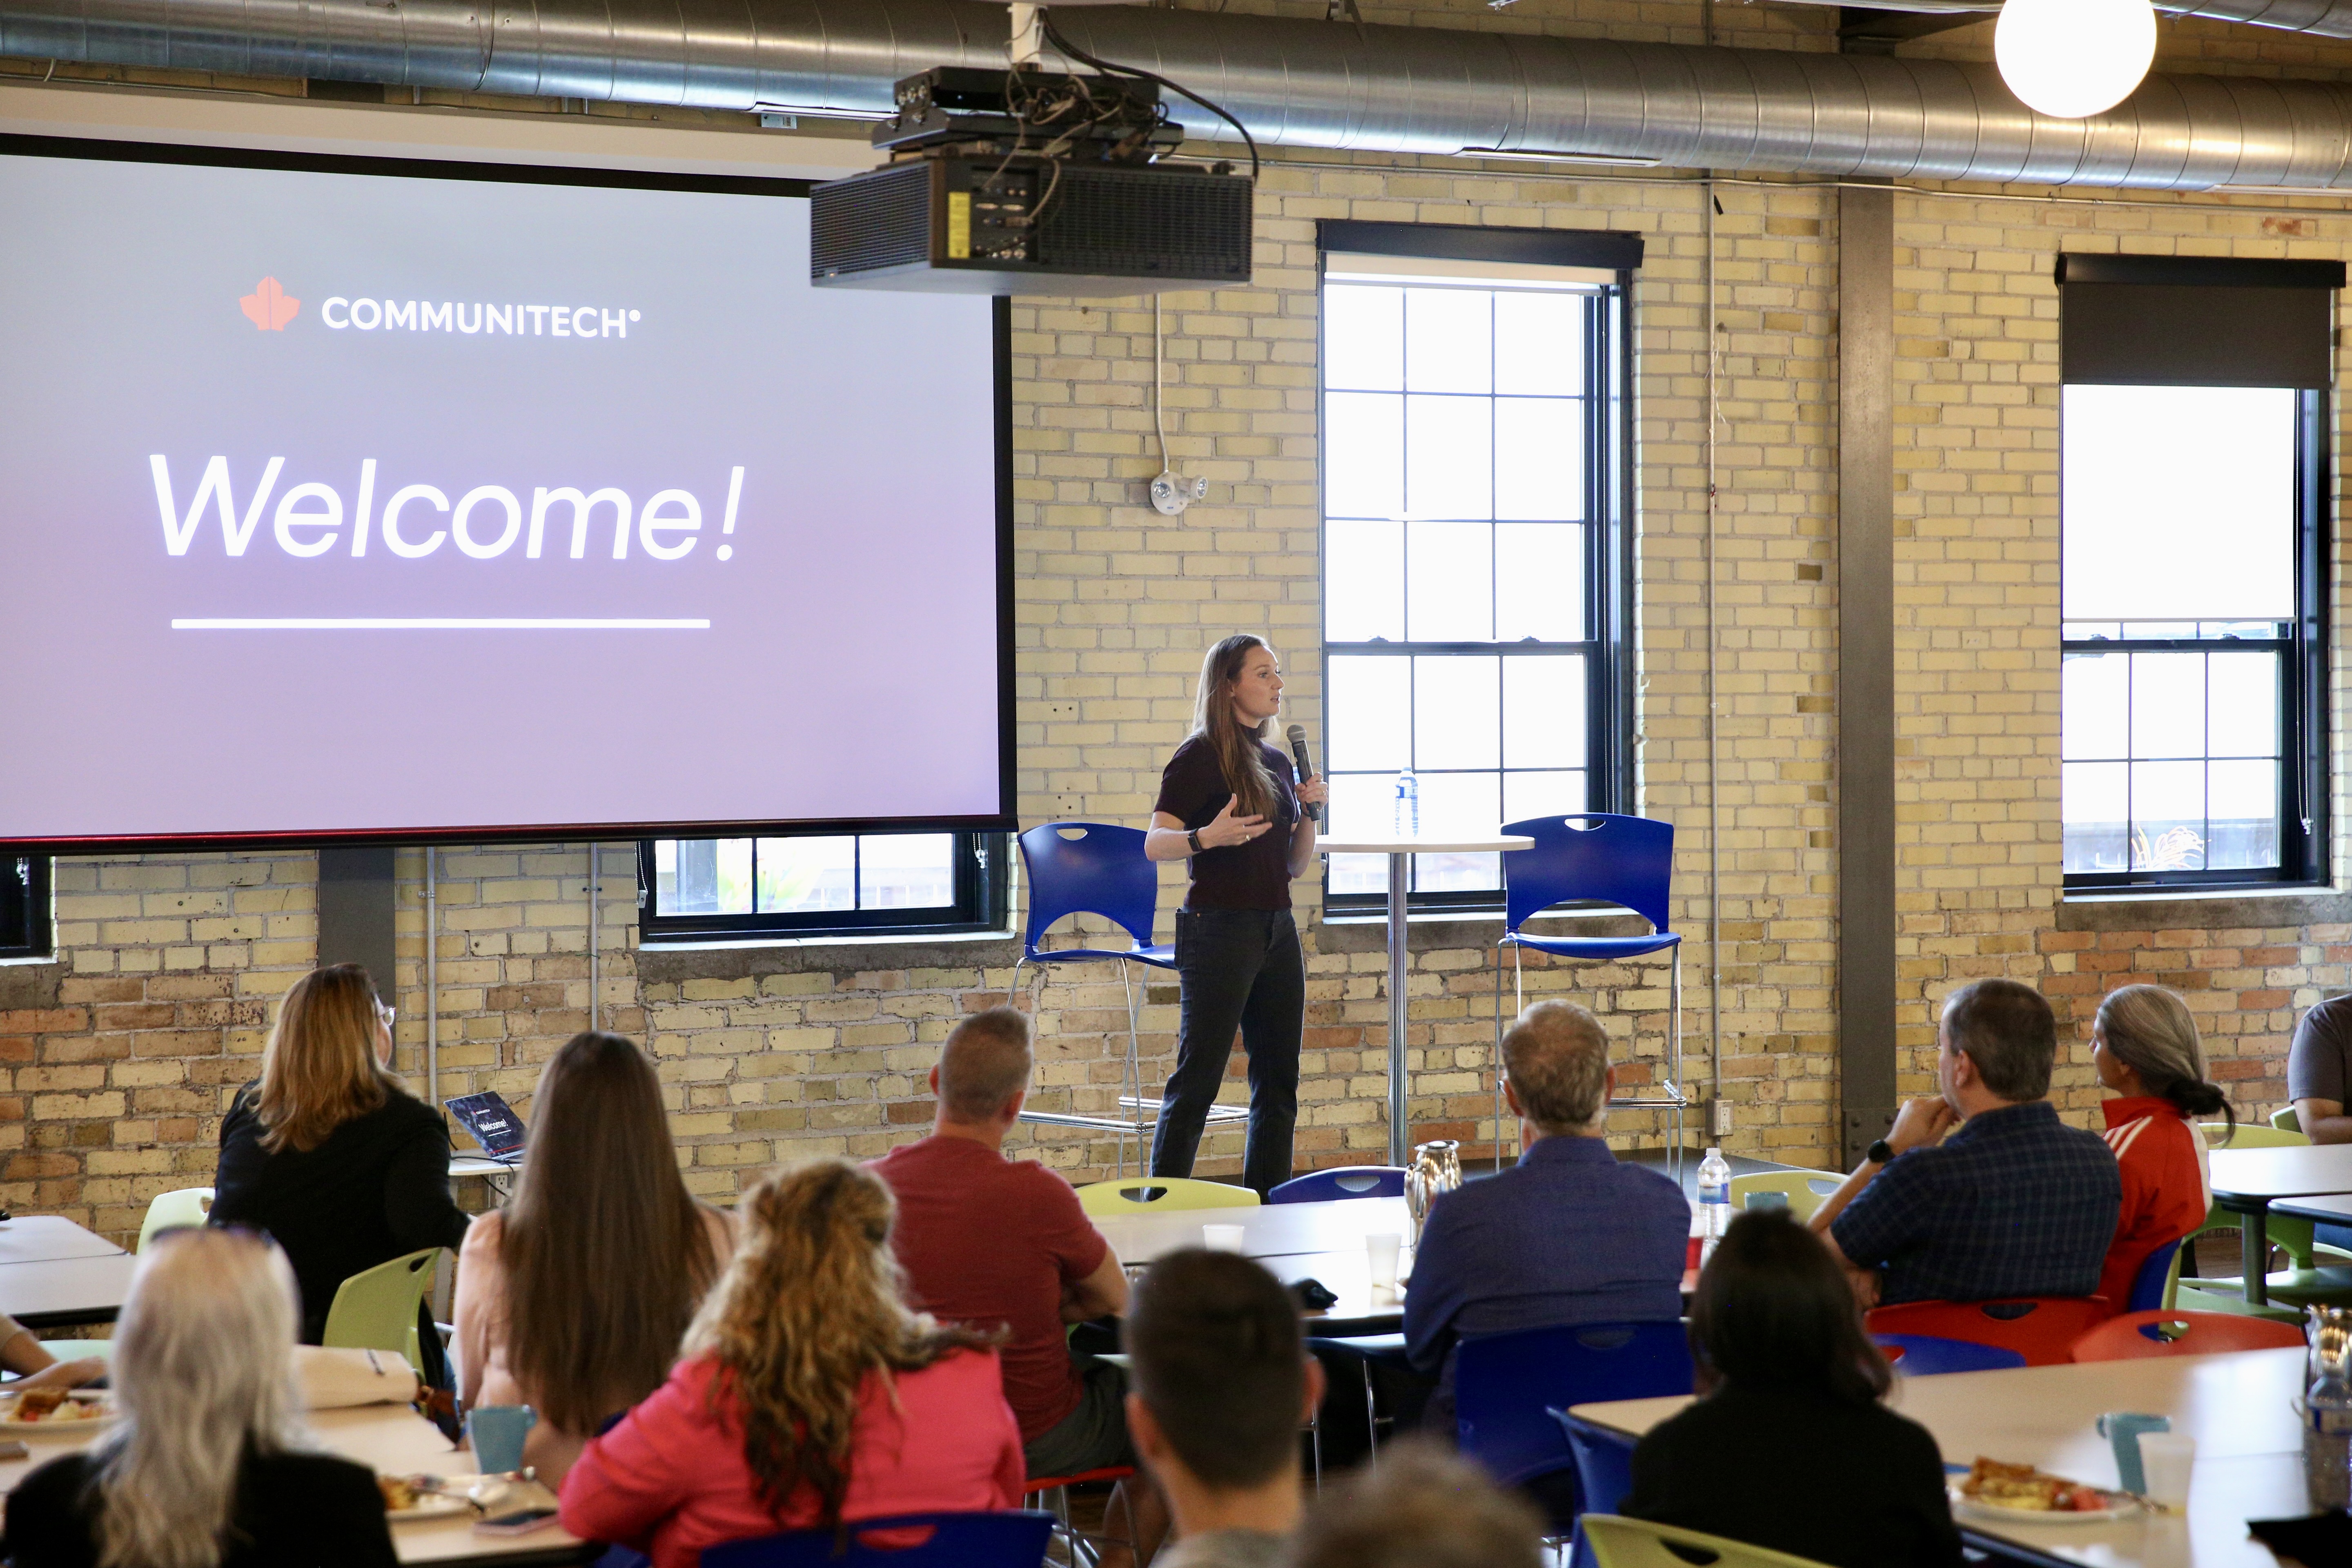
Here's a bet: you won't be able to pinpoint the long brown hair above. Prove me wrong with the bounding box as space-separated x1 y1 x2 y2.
1688 1210 1891 1406
1191 633 1283 820
499 1032 722 1434
253 964 403 1154
684 1160 991 1529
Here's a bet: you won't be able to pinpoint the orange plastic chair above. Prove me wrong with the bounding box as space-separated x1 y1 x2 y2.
2070 1309 2308 1362
1864 1298 2111 1368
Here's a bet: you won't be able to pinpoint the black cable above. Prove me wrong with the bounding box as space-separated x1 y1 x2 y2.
1038 10 1261 181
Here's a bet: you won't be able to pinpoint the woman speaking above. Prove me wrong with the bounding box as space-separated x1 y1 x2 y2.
1145 634 1327 1197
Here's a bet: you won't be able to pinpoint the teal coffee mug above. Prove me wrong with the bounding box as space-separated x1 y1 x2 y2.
467 1405 538 1476
2096 1410 2170 1494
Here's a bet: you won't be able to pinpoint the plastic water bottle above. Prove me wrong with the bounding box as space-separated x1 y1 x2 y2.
1392 770 1420 838
2308 1367 2352 1510
1696 1147 1733 1266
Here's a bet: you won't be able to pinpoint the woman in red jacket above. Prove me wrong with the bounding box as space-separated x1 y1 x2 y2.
558 1160 1025 1568
2092 984 2229 1312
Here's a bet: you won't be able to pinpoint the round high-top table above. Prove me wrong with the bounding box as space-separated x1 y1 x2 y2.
1319 833 1535 1165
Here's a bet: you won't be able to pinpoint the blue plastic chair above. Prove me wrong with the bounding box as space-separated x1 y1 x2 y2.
1873 1333 2027 1375
1012 823 1237 1174
1551 1412 1638 1568
1493 815 1686 1172
1456 1322 1693 1534
1270 1166 1406 1203
2127 1236 2185 1314
700 1511 1056 1567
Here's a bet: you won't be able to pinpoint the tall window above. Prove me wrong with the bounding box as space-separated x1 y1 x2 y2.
638 832 1006 942
0 855 49 960
2060 385 2323 886
1317 228 1634 911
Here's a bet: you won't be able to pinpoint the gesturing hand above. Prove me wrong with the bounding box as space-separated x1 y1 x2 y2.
1200 795 1271 849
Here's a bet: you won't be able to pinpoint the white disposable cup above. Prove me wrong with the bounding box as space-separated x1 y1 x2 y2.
1367 1232 1403 1289
1201 1224 1247 1253
2138 1432 2195 1509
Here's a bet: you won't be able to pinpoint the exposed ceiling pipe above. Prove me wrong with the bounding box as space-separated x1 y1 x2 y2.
9 0 2352 189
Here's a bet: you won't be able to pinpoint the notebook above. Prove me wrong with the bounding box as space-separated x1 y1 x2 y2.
444 1091 526 1160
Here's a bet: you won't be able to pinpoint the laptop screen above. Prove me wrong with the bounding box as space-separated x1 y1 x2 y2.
445 1091 526 1159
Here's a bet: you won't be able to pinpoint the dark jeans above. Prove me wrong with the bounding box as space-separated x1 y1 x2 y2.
1151 906 1303 1198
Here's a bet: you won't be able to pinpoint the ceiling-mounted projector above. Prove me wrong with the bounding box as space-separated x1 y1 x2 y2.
810 60 1255 295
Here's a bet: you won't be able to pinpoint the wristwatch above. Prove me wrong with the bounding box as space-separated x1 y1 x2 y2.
1187 829 1203 854
1865 1138 1895 1165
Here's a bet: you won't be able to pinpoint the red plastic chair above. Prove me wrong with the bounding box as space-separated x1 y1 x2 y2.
1024 1466 1135 1563
1865 1298 2110 1368
2070 1309 2309 1362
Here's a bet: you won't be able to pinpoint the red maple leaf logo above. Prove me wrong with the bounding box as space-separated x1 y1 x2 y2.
239 276 300 332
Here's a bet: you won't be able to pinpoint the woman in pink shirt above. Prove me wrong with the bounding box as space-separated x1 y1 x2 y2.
2092 985 2226 1313
558 1159 1025 1568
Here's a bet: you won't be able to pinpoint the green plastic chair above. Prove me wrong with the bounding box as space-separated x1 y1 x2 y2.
2274 1106 2303 1134
321 1248 440 1375
1728 1170 1842 1223
1580 1515 1837 1568
136 1187 214 1252
1073 1178 1261 1216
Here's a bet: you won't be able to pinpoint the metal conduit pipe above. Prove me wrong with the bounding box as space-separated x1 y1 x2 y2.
12 0 2352 190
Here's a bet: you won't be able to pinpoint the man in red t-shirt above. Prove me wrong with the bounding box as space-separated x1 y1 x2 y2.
871 1007 1165 1566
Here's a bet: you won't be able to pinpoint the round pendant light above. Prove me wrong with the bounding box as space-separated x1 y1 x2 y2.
1995 0 2158 120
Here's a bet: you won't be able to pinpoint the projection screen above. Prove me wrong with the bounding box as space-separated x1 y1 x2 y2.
0 136 1012 851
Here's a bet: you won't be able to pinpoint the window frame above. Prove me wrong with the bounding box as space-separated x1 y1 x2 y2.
2059 386 2329 893
635 831 1009 944
0 854 51 961
1314 222 1639 916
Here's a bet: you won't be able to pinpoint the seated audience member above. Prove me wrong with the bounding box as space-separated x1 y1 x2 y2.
1286 1439 1543 1568
209 964 470 1363
870 1007 1166 1565
2289 990 2352 1144
1127 1249 1324 1568
1812 979 2121 1306
0 1315 103 1396
454 1031 734 1486
1622 1211 1962 1568
2 1228 398 1568
2091 985 2225 1310
557 1160 1023 1568
1403 999 1689 1433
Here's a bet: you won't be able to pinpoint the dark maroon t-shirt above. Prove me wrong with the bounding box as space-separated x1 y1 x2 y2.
1154 733 1299 911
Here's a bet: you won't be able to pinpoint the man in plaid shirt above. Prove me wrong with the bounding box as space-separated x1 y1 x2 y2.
1810 980 2121 1307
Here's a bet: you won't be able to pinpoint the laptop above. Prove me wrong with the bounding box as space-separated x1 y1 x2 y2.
445 1091 526 1161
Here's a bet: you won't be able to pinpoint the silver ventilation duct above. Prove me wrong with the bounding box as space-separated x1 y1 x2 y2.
1784 0 2352 41
9 0 2352 190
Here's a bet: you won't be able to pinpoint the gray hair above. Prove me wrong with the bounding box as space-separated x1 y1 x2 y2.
89 1229 313 1568
2096 984 2233 1132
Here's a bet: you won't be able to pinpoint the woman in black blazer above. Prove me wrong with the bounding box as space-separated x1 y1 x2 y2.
1621 1210 1963 1568
208 964 469 1357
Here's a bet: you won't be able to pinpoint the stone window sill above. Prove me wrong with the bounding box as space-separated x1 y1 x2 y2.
2056 886 2352 933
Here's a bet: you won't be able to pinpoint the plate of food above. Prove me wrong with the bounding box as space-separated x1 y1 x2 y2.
1951 1457 2135 1524
0 1388 114 1433
376 1474 477 1522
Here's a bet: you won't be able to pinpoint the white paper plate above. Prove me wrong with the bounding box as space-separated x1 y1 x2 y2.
386 1493 475 1522
0 1392 115 1434
1951 1489 2136 1526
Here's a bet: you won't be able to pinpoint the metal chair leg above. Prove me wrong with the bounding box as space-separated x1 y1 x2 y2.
1493 947 1506 1173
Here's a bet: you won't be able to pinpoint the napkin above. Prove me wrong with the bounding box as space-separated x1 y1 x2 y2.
292 1345 420 1409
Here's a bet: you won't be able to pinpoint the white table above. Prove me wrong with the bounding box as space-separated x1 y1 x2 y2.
0 1217 138 1329
0 1401 591 1565
1571 1348 2312 1568
1093 1196 1412 1266
1320 833 1534 1165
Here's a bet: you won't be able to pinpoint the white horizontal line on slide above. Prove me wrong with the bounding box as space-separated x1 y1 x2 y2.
169 618 713 630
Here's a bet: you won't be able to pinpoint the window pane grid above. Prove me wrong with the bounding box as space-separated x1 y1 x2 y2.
1322 270 1616 907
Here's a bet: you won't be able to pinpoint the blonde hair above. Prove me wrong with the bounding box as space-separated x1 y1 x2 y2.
91 1229 312 1568
682 1160 990 1529
254 964 403 1154
1502 1000 1611 1134
2096 984 2234 1134
1191 634 1283 822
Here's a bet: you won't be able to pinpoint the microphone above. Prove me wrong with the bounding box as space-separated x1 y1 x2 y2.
1285 724 1322 827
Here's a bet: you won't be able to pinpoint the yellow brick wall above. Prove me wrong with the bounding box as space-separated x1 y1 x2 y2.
11 1 2352 1240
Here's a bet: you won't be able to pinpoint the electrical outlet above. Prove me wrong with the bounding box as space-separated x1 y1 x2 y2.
1710 1099 1733 1137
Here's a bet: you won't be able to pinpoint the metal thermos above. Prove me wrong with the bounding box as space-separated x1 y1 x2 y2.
1405 1139 1462 1245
